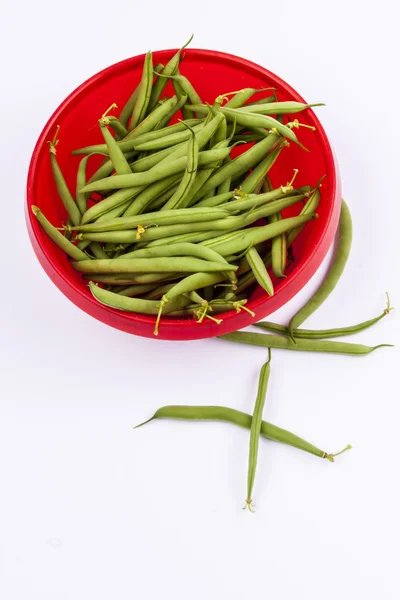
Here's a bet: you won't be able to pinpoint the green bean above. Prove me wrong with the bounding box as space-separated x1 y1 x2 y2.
116 283 160 297
32 206 87 261
202 213 315 256
232 132 264 144
170 77 191 120
245 94 278 106
73 257 237 274
78 219 237 243
118 64 164 129
129 51 153 130
191 132 280 202
219 331 393 355
219 188 300 213
195 191 235 208
134 404 349 461
240 144 285 194
130 144 186 173
224 87 276 109
203 286 215 303
119 84 139 130
220 107 306 147
217 157 232 195
74 206 232 232
269 212 287 278
237 101 324 115
235 263 267 294
81 146 232 193
143 282 177 300
122 243 232 272
255 294 393 338
162 125 198 210
80 188 142 225
84 272 180 285
128 119 200 146
144 228 228 248
288 199 352 339
286 186 321 247
245 350 272 511
147 35 193 113
133 121 204 152
77 239 92 251
210 115 227 149
105 115 128 139
123 174 182 216
246 247 274 295
89 282 189 314
72 139 137 156
48 128 81 226
87 242 109 259
126 95 178 139
76 153 107 215
186 103 304 147
87 151 136 185
72 120 199 156
99 109 132 175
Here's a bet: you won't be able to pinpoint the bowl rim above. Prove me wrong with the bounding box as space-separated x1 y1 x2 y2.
26 47 341 340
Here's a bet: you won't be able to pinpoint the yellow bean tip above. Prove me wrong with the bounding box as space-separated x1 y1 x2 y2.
31 205 39 216
243 499 255 513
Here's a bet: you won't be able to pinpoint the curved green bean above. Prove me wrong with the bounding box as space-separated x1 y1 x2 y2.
162 125 198 210
132 121 204 152
72 206 231 233
99 112 132 175
48 129 81 226
237 101 324 115
219 331 393 356
89 282 189 315
288 199 352 339
269 212 287 278
255 294 393 339
129 51 153 130
73 257 237 274
147 35 193 113
32 206 87 261
81 187 142 225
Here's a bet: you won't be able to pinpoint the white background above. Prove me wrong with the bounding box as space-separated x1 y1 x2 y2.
1 1 399 598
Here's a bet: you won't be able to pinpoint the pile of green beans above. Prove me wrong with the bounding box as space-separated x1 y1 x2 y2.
33 37 394 511
33 36 325 336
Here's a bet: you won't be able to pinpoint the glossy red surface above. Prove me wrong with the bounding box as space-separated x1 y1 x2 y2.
26 48 341 340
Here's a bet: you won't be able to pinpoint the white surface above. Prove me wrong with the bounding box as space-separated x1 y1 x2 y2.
1 1 399 598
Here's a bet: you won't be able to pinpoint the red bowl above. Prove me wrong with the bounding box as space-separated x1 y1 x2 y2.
26 48 341 341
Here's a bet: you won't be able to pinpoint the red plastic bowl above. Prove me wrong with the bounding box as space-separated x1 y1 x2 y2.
26 48 341 341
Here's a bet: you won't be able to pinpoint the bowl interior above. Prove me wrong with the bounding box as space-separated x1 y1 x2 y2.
26 48 340 340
